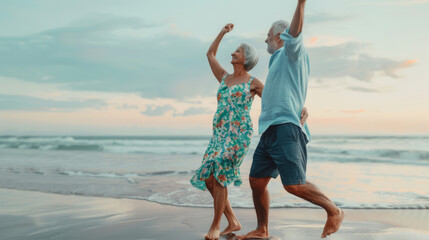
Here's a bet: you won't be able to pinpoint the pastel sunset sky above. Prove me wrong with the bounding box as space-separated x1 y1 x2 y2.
1 0 428 136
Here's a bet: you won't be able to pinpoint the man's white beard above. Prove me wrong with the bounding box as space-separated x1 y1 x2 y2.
267 43 276 54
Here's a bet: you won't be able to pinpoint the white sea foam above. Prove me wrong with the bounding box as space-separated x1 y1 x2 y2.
0 135 428 209
1 135 428 163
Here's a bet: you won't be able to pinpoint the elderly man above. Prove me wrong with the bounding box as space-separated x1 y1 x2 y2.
240 0 344 239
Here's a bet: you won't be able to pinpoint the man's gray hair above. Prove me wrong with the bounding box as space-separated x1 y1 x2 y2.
240 43 259 72
271 20 290 35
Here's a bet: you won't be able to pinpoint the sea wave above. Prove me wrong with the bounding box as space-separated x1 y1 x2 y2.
5 168 195 178
56 169 194 177
0 136 207 155
308 146 429 162
1 148 428 211
122 194 429 210
1 136 428 164
0 185 427 210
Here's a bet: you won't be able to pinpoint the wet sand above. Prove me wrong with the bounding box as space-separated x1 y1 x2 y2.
1 188 428 240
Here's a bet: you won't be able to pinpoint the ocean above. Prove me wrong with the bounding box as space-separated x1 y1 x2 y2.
0 135 428 209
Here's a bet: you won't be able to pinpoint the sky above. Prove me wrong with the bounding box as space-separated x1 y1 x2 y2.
0 0 428 136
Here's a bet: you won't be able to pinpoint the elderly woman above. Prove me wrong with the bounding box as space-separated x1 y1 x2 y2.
190 24 307 240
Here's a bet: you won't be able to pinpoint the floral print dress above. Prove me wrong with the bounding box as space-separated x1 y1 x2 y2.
190 74 255 190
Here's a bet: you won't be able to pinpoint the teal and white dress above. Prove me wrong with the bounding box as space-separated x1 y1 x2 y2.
190 74 255 190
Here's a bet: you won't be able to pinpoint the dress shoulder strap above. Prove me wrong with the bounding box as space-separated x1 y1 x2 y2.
221 73 228 82
248 76 255 84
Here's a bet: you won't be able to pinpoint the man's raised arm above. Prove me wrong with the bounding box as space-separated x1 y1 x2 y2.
289 0 307 38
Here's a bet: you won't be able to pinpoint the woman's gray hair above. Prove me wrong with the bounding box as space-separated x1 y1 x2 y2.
271 20 290 35
240 43 259 72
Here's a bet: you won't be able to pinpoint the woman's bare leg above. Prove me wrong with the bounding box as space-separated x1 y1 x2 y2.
205 175 241 236
219 196 241 235
204 175 228 239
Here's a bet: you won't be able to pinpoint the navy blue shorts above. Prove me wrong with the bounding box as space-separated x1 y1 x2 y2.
250 123 308 186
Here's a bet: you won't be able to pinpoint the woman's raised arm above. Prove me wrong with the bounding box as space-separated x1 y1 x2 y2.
206 24 233 82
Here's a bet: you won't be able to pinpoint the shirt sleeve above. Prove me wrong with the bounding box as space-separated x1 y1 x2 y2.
280 27 304 61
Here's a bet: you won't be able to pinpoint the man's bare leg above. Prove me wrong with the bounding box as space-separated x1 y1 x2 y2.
284 181 344 238
204 175 228 239
238 177 271 239
205 175 241 235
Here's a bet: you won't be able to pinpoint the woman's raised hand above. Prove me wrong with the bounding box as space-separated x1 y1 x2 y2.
222 23 234 34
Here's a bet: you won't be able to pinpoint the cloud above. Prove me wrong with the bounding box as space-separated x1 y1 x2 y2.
357 0 429 6
0 13 415 103
308 37 319 45
0 14 267 101
0 14 207 97
141 105 213 117
140 104 175 116
347 87 381 93
308 42 417 82
174 107 213 116
0 95 106 112
306 12 351 23
116 104 139 109
339 109 366 114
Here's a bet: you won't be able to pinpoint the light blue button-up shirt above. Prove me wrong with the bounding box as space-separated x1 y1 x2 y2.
259 28 311 142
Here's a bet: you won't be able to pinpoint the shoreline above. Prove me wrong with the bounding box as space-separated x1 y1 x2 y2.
2 186 428 211
1 188 429 240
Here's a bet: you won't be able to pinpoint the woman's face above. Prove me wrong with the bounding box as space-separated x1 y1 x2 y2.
231 47 245 65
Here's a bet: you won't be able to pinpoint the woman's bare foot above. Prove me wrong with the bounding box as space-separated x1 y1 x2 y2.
321 208 345 238
205 226 220 240
237 228 269 239
220 221 242 235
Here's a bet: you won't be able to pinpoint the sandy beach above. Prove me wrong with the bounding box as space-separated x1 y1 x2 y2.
1 188 428 240
1 0 429 238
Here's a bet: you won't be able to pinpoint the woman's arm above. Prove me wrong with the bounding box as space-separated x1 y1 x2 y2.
207 24 233 82
251 78 264 98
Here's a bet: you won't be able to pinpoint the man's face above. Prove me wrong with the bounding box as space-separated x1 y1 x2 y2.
265 28 278 54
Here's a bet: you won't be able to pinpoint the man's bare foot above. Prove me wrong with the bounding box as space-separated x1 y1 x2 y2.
205 226 220 240
237 228 269 239
220 221 242 235
321 208 345 238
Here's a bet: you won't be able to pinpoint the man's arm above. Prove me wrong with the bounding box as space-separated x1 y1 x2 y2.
288 0 307 38
300 107 309 126
280 0 307 60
